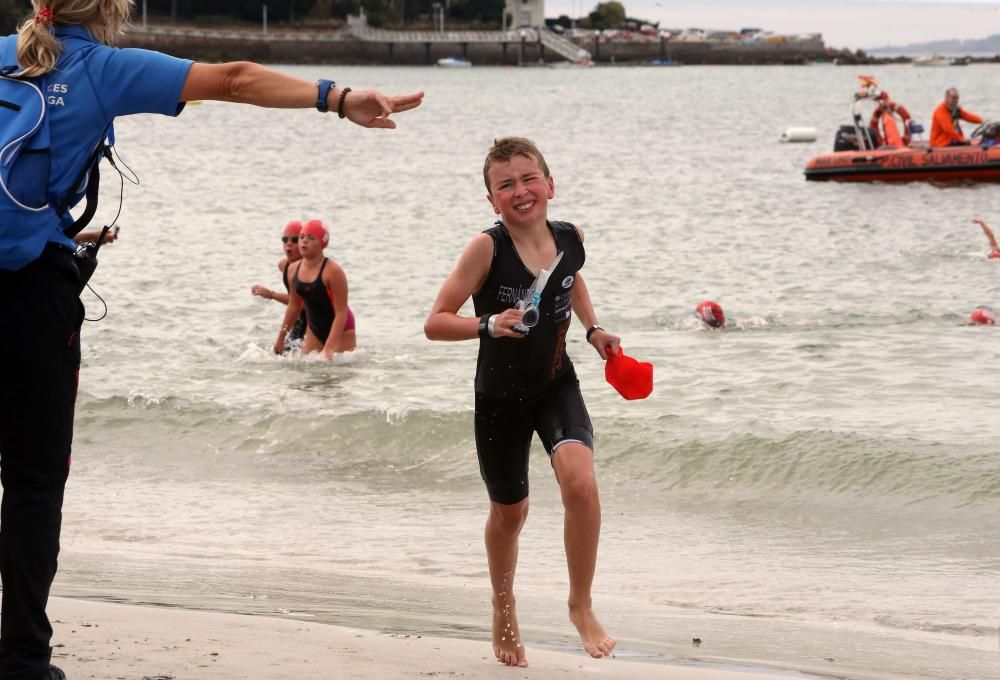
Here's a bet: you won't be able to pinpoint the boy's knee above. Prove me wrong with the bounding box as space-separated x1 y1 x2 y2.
490 499 529 531
559 472 597 506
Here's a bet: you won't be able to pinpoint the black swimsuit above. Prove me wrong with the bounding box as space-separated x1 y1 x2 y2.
471 221 594 505
294 258 336 342
282 264 307 343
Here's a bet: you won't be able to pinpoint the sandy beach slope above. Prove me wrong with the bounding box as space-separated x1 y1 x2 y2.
48 597 810 680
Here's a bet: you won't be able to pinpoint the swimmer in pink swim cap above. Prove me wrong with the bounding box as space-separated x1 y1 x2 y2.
695 300 726 328
972 218 1000 259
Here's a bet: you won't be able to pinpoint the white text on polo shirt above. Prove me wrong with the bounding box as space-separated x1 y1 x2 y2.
47 83 68 106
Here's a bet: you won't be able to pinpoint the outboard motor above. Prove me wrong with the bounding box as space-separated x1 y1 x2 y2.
833 125 876 152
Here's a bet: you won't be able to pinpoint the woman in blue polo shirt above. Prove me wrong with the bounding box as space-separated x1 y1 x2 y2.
0 3 422 679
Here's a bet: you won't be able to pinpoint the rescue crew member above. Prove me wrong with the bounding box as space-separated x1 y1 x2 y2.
0 3 422 679
930 87 982 147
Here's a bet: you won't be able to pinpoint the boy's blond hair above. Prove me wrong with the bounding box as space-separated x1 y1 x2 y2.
483 137 550 192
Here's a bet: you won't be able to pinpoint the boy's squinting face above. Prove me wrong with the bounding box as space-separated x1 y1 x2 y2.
486 154 554 228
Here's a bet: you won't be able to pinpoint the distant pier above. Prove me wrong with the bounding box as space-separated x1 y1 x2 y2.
121 23 834 66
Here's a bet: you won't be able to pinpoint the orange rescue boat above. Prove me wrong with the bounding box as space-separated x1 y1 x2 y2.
805 76 1000 182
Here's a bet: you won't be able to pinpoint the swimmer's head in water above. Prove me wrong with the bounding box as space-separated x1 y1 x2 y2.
301 219 330 248
970 307 996 326
695 301 726 328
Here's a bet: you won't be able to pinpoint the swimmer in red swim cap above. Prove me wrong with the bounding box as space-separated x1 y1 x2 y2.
970 307 996 326
972 218 1000 259
251 220 307 352
274 218 357 358
695 300 726 328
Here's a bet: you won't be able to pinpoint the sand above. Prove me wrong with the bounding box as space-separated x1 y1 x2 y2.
47 597 812 680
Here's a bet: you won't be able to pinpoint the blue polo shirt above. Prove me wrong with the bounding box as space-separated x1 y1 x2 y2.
0 25 191 269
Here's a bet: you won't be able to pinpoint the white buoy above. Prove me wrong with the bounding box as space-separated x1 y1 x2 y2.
780 126 818 143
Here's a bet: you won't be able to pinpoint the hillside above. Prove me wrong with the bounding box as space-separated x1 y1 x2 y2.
868 33 1000 55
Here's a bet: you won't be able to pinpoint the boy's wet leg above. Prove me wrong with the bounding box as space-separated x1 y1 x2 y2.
485 498 529 667
552 443 616 658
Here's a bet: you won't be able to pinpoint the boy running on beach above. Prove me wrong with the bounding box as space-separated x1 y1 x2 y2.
424 137 620 666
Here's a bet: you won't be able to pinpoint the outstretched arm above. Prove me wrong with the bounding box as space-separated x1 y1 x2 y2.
425 234 526 340
179 62 423 129
973 217 999 251
961 109 984 125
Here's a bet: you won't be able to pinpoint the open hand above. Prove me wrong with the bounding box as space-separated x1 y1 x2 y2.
342 90 424 129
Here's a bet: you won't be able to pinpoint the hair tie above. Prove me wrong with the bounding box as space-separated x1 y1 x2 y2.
35 7 55 27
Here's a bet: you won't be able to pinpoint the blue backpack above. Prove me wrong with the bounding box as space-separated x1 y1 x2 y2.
0 34 110 270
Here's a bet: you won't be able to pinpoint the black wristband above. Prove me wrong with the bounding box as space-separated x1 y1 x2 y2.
337 87 352 119
478 314 491 339
586 324 603 342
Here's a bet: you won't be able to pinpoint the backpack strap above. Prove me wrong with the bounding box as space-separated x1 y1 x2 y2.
0 36 19 76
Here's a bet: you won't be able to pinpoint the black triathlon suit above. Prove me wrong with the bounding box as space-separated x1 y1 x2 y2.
472 220 594 505
295 258 336 341
281 264 307 345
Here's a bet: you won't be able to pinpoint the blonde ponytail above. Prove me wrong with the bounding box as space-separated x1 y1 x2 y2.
15 1 135 78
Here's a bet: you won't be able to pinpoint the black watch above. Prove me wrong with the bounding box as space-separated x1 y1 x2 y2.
478 314 491 339
586 324 604 342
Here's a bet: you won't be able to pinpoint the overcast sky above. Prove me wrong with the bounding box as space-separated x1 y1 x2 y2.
545 1 1000 50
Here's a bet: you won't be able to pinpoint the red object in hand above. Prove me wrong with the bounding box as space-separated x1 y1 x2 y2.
605 347 654 400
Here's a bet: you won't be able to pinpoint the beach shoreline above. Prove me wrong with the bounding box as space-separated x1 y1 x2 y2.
47 596 825 680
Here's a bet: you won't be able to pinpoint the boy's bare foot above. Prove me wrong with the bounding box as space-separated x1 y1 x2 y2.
492 595 527 667
569 605 616 658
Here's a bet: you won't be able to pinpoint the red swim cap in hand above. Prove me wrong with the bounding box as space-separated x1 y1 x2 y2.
605 347 654 400
989 250 1000 260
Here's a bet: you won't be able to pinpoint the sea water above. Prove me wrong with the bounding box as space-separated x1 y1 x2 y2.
56 63 999 680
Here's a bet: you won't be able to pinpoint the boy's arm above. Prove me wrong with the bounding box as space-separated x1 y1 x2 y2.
320 263 350 359
973 218 999 251
572 273 620 360
425 234 524 340
273 262 305 354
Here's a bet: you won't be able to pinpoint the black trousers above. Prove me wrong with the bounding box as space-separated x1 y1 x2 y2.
0 246 82 680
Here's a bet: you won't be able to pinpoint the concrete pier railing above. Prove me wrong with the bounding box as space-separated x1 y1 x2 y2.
121 24 830 66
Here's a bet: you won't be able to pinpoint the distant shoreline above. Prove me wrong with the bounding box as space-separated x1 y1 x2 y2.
117 24 839 66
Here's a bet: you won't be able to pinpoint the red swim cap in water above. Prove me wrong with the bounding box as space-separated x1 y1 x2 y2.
695 300 725 328
605 347 654 400
970 308 996 325
283 220 303 236
301 219 329 247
